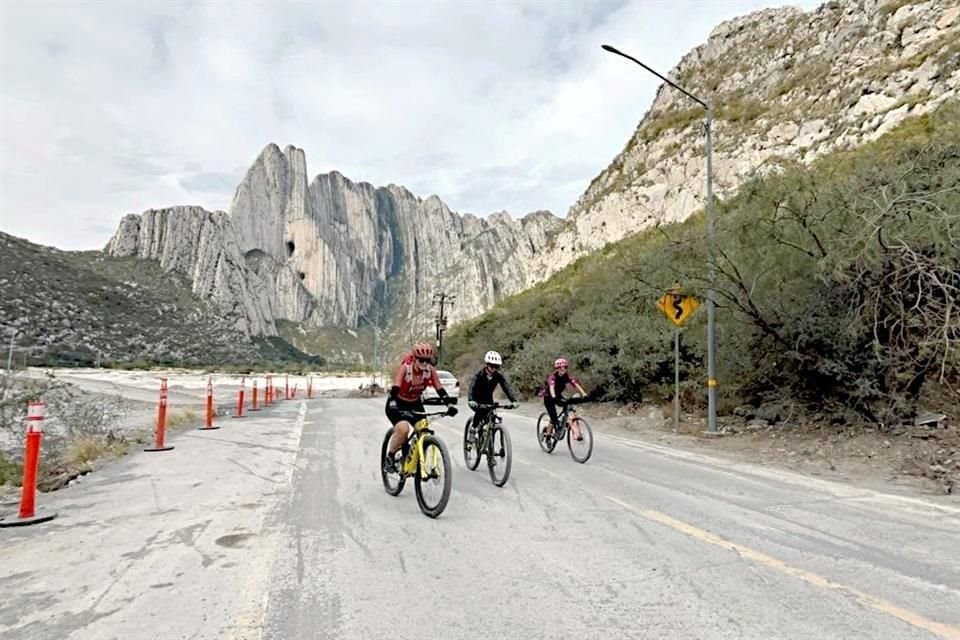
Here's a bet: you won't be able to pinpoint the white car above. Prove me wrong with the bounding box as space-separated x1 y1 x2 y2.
423 370 460 400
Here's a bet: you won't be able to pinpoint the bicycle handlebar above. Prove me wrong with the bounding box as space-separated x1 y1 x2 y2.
471 402 515 410
396 406 458 419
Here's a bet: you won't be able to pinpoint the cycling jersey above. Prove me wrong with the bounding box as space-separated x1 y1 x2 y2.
468 368 518 404
546 371 578 398
393 361 442 403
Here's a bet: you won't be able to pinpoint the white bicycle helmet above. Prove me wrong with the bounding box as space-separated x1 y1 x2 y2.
484 350 503 366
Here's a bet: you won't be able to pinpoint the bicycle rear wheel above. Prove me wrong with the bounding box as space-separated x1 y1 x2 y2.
415 434 453 518
380 427 405 495
537 413 558 454
567 416 594 464
463 417 482 471
487 424 512 487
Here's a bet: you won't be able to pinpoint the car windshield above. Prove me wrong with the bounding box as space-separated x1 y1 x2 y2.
437 371 455 379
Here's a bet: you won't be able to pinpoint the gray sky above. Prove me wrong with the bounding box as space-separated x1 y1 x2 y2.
0 0 821 251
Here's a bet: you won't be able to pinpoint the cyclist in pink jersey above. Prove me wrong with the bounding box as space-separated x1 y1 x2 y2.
542 357 587 439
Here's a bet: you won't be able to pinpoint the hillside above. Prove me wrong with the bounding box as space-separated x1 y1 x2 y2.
0 233 323 369
533 0 959 279
445 101 959 427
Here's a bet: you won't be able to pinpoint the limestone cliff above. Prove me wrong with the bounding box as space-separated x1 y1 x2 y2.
106 150 563 337
228 144 563 331
537 0 959 274
106 206 276 337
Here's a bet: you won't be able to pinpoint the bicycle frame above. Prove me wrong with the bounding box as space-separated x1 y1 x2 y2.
396 407 453 479
553 397 587 436
402 419 442 480
479 412 500 448
472 402 510 441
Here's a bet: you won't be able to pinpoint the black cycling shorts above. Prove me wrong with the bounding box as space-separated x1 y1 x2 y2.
385 396 424 426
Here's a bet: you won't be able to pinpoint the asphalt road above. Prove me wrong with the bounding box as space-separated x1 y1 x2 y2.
1 397 958 640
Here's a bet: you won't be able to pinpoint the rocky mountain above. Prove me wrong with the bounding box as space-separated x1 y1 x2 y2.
107 145 562 340
0 232 320 368
227 144 561 330
102 0 957 353
534 0 959 275
107 207 276 337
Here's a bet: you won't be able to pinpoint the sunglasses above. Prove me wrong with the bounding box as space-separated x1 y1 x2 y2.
486 363 501 369
416 357 432 364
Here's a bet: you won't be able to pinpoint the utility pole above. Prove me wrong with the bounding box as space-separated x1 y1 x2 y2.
432 292 455 364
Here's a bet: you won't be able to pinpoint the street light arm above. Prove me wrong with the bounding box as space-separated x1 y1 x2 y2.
601 44 708 109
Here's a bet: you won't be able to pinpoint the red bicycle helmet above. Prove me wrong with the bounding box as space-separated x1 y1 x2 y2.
412 342 435 360
554 357 568 369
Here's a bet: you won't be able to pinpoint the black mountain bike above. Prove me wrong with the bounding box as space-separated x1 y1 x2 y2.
536 395 594 463
380 401 456 518
462 403 513 487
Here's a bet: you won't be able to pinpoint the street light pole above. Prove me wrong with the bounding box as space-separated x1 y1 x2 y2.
602 44 718 433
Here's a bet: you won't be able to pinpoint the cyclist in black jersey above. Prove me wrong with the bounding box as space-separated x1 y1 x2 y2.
466 350 519 442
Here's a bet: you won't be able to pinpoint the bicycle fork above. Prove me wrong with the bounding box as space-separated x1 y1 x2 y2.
414 435 441 479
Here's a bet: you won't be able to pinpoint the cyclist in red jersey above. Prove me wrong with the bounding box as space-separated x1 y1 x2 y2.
383 341 455 472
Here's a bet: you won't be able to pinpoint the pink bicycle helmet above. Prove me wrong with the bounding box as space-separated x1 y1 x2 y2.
554 357 568 369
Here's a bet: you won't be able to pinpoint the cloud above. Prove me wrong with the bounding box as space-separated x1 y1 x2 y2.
179 169 245 194
0 0 823 250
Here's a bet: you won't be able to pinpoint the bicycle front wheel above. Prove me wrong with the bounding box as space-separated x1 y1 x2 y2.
537 413 558 454
567 416 594 464
463 417 481 471
415 434 453 518
380 427 405 495
487 424 512 487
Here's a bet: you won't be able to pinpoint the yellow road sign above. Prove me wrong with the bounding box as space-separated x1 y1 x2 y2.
656 290 701 327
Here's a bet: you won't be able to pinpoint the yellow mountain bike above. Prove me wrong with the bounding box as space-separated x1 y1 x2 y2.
380 402 455 518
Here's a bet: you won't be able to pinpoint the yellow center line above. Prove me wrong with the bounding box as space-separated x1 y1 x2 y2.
435 417 959 639
605 495 960 640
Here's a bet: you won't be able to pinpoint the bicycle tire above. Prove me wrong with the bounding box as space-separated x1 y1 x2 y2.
415 434 453 518
567 417 594 464
536 413 558 454
487 424 512 487
463 417 482 471
380 427 406 495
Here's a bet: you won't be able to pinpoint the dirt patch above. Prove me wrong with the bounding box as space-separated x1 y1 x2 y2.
344 383 385 399
215 532 255 548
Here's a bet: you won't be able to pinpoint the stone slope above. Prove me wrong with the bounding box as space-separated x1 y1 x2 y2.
1 231 268 366
537 0 959 275
107 206 276 337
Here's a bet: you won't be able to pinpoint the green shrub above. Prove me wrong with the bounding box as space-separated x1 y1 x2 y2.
0 452 23 486
446 101 960 426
